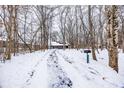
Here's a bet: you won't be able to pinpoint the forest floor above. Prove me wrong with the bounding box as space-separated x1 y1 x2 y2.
0 49 124 88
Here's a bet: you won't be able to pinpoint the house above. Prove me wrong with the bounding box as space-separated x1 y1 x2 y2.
0 37 40 52
50 41 69 49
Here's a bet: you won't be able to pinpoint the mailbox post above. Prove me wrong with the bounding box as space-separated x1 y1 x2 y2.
84 50 91 63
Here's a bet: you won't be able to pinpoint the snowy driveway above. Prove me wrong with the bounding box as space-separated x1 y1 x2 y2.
0 49 124 88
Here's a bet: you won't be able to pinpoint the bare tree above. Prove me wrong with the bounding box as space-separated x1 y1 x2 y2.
119 6 124 52
88 5 97 61
106 5 119 72
0 5 18 60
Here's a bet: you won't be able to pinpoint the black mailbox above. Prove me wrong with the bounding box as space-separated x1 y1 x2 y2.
84 50 91 53
84 49 91 63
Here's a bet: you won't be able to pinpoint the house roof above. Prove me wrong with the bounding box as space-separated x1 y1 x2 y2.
51 41 69 46
0 37 6 41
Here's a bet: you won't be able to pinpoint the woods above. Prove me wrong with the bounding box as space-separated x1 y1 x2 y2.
0 5 123 72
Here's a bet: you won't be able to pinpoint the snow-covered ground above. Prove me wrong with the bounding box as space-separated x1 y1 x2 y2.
0 49 124 88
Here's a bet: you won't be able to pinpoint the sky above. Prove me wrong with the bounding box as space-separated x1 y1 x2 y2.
0 0 124 5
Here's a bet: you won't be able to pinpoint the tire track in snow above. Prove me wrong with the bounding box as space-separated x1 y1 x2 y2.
22 50 52 88
47 50 73 88
56 50 121 87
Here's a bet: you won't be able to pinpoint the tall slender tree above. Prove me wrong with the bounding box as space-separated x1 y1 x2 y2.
88 5 97 61
106 5 119 72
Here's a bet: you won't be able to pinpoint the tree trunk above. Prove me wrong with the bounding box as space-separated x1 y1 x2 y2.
106 5 118 72
88 5 97 61
13 6 18 56
122 22 124 53
5 5 14 60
